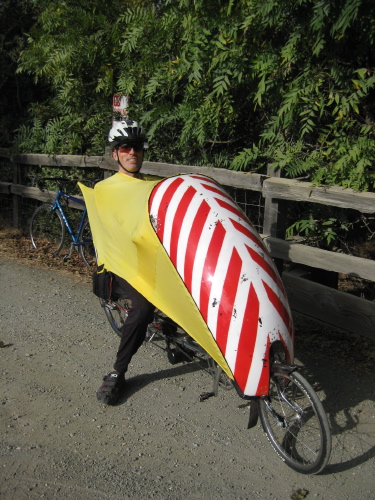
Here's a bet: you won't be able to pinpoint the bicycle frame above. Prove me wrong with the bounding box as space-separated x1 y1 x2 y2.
30 177 95 268
52 189 89 247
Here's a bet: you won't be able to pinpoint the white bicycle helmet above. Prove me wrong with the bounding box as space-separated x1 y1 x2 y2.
108 119 148 148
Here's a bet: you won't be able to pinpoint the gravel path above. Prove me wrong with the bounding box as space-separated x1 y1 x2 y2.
0 257 374 499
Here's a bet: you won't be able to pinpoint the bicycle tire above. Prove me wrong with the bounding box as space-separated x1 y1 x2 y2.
100 298 130 337
79 218 96 268
259 370 331 474
30 204 65 255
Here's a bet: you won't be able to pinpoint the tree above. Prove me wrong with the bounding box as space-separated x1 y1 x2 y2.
14 0 375 190
15 0 129 154
235 0 375 191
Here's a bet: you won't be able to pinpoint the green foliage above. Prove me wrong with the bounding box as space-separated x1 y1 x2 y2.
6 0 375 190
239 0 375 191
115 1 257 166
286 214 349 248
15 0 122 155
284 201 375 252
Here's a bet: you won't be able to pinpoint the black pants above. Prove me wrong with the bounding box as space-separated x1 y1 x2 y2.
111 275 155 374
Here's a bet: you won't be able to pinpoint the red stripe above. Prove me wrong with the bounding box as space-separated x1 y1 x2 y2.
214 197 247 220
262 280 293 337
233 283 260 392
229 217 263 248
153 177 184 242
199 221 226 322
275 332 293 364
148 182 159 208
169 186 196 266
183 200 211 293
201 183 234 203
245 244 285 296
191 175 218 186
216 248 242 354
255 335 272 396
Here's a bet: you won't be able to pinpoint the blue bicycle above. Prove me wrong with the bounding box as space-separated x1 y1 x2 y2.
29 177 96 268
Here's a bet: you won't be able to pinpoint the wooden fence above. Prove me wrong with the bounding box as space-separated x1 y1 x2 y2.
1 148 375 341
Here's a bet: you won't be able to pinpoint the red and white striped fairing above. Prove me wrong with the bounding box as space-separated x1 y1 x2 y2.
149 174 294 396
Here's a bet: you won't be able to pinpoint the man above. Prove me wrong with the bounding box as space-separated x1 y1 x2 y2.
96 119 156 405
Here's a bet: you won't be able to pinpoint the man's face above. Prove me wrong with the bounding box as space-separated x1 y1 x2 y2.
113 142 144 176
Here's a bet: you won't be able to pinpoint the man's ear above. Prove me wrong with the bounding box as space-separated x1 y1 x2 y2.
112 149 118 161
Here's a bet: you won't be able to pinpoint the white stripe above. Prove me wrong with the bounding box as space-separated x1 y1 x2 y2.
149 177 173 218
206 234 234 340
161 181 191 255
242 281 291 394
235 219 265 248
224 264 251 371
190 208 221 309
175 192 204 281
202 183 249 212
234 242 289 309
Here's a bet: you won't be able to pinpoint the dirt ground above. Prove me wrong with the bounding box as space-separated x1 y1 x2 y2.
0 231 375 500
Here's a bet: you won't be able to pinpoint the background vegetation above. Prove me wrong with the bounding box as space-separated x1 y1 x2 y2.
1 0 375 193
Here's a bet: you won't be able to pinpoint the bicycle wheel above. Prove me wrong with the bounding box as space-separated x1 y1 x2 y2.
259 370 331 474
79 218 96 268
100 298 131 337
30 204 65 255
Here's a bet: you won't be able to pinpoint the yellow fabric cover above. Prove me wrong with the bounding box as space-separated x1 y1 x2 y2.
79 173 233 379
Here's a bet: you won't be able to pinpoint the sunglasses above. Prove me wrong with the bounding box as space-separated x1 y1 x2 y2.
118 143 144 153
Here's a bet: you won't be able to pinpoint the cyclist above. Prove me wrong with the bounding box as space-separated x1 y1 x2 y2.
96 120 157 405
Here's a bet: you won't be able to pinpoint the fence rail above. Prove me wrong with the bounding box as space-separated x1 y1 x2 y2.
1 149 375 340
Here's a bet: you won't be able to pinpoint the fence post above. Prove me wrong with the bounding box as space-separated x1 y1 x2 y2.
263 165 338 288
262 165 288 238
12 162 20 228
262 165 288 274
